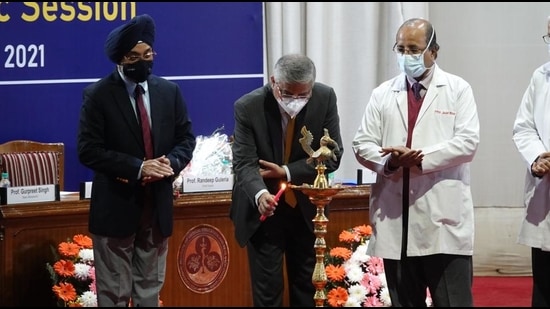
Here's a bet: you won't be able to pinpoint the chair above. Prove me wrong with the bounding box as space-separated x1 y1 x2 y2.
0 140 64 190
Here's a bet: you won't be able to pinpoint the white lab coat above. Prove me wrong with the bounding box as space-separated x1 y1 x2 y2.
512 62 550 252
352 64 480 260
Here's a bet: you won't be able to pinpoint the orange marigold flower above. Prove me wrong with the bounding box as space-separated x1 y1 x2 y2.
354 224 372 237
52 282 77 302
325 264 346 282
73 234 93 249
53 259 75 277
330 247 352 260
338 230 357 243
58 241 80 258
327 286 348 307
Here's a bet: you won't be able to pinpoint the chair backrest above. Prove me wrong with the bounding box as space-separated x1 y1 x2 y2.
0 140 65 190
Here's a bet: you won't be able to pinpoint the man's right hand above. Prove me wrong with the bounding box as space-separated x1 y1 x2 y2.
257 191 277 217
532 151 550 177
141 155 174 184
380 146 424 169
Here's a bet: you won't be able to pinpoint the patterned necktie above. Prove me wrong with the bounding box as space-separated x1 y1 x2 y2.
412 82 423 101
135 85 153 159
284 115 297 207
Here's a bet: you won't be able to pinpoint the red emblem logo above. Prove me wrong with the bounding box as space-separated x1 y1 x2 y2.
177 224 230 293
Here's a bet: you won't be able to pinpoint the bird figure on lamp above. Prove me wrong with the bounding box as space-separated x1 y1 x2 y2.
298 126 340 188
299 126 340 165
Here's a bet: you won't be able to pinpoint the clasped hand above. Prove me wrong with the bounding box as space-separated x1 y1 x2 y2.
532 151 550 177
380 146 424 170
141 155 174 185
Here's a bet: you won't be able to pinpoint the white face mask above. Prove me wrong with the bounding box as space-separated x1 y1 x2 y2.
277 97 308 119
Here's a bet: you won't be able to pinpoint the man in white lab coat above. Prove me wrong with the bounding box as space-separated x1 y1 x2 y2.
512 16 550 307
352 18 480 307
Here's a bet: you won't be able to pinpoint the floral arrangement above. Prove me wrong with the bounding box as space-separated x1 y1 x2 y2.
324 224 391 307
324 225 433 307
46 234 97 307
172 128 233 196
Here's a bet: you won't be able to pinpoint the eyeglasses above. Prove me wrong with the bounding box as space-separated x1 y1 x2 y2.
392 43 427 56
543 35 550 44
124 50 157 62
276 84 312 101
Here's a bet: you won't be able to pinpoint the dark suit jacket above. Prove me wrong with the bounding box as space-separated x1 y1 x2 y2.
77 69 196 238
230 82 343 247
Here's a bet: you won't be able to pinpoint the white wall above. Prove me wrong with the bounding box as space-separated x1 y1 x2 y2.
430 2 550 275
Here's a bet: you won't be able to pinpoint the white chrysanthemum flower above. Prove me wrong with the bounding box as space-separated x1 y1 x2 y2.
347 253 365 266
79 248 94 263
74 263 92 280
349 243 370 264
348 283 368 303
344 262 364 282
344 296 362 307
79 291 98 307
379 286 392 307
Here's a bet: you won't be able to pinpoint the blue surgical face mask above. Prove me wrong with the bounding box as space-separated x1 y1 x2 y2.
397 53 427 78
396 28 434 78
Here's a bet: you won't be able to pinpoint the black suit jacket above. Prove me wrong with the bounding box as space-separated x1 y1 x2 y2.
77 69 196 238
230 82 343 247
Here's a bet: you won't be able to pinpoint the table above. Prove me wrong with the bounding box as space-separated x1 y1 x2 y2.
0 186 370 306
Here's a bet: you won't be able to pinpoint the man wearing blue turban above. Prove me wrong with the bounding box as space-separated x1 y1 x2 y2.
77 14 196 306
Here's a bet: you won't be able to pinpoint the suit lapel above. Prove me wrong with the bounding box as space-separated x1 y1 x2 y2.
415 87 437 125
110 72 144 148
147 78 160 156
265 97 283 164
415 67 443 125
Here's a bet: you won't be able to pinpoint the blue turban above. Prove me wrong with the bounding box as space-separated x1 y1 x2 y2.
104 14 156 64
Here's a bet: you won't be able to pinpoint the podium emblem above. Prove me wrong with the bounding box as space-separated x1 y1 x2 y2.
177 224 230 293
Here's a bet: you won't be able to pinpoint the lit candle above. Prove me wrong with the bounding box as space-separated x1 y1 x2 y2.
260 183 287 221
273 183 287 201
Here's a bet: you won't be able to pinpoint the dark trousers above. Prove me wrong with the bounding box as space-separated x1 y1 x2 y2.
246 202 316 307
384 254 474 307
532 247 550 307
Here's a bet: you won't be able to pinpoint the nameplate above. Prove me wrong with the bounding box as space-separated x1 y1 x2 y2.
79 181 93 199
0 184 59 205
183 174 234 193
